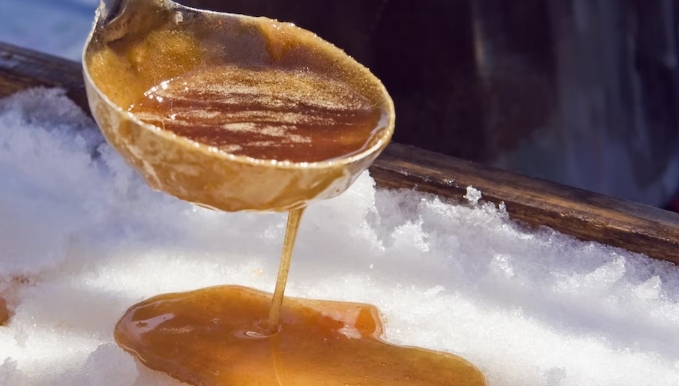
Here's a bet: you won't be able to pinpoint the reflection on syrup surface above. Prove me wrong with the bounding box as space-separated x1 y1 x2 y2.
129 65 386 163
115 286 486 386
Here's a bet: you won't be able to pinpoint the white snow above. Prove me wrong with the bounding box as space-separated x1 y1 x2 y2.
0 88 678 385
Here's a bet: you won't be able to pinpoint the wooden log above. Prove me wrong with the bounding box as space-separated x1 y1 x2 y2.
1 41 678 264
371 145 679 265
0 42 90 115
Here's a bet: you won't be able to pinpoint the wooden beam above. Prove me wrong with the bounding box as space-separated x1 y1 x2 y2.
1 41 678 264
0 42 89 114
370 144 679 264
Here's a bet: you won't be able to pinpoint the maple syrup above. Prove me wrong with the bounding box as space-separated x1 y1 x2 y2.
267 208 305 330
0 296 8 326
115 285 486 386
128 65 386 162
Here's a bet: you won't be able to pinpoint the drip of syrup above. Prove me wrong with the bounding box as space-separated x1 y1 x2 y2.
267 208 305 332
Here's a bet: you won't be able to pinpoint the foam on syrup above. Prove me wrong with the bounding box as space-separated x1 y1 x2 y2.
115 285 486 386
128 65 386 162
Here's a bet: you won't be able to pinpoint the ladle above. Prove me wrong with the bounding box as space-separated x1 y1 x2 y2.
82 0 395 212
83 0 395 341
80 2 488 385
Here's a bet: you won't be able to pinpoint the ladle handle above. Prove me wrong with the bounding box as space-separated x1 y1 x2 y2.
100 0 126 24
101 0 160 26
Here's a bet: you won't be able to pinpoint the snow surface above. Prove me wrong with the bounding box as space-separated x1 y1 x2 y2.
0 88 678 385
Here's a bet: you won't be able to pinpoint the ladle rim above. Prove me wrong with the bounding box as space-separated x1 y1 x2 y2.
82 0 396 171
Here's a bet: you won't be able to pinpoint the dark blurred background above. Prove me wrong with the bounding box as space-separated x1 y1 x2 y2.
3 0 679 210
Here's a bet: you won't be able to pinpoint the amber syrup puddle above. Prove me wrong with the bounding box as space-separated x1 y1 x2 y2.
115 209 486 385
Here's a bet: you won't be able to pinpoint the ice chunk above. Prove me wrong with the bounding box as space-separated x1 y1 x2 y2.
464 186 483 205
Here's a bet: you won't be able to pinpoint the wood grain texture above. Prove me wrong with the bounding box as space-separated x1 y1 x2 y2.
0 42 89 114
1 41 678 264
371 145 679 264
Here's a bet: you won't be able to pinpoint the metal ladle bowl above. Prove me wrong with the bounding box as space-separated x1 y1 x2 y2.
82 0 395 212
